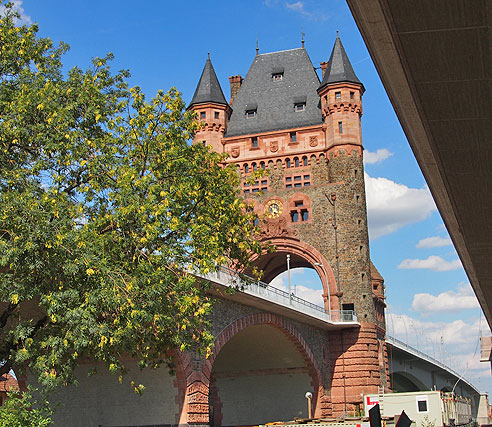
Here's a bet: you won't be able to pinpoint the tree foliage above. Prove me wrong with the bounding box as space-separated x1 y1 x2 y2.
0 389 53 427
0 2 260 391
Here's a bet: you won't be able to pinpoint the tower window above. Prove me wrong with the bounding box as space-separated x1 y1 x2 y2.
251 137 258 148
335 91 341 100
200 111 206 119
286 158 291 168
284 174 310 188
214 111 220 119
272 73 283 81
246 110 257 118
338 121 343 133
290 211 299 222
303 156 308 166
294 157 300 167
260 162 265 170
290 132 297 143
294 102 305 111
244 164 249 173
350 91 355 99
301 209 309 221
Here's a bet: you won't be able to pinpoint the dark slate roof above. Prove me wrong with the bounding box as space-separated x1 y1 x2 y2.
225 48 322 137
319 34 361 90
188 55 228 108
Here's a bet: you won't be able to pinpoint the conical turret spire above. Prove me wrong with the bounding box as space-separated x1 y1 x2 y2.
188 55 228 108
319 34 361 90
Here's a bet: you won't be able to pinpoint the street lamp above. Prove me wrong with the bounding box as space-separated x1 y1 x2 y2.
313 262 332 320
305 391 313 419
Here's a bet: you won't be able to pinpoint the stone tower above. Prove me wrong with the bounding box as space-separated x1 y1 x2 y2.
189 36 389 418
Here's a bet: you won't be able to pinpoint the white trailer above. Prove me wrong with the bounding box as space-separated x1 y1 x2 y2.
363 391 472 427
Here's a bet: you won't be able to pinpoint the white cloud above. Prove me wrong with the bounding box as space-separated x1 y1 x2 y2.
416 236 452 248
412 284 479 313
364 148 393 164
365 173 436 239
0 1 31 25
398 255 462 272
285 1 312 17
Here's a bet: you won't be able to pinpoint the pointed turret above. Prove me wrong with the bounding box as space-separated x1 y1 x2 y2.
318 34 361 91
317 34 364 154
189 55 231 153
189 54 228 108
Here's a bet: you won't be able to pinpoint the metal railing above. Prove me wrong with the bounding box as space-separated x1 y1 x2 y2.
200 265 358 324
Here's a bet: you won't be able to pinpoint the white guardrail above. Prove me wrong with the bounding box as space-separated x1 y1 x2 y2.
199 265 357 324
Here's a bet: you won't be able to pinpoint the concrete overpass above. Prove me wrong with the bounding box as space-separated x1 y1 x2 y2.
345 0 492 327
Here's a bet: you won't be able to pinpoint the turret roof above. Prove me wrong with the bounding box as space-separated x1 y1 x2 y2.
225 48 322 137
188 55 228 108
319 34 361 90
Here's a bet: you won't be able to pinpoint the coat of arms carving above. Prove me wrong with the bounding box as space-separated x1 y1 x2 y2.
270 141 279 152
309 136 318 147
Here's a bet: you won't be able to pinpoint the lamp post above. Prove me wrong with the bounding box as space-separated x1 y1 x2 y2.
287 254 291 304
314 262 332 320
305 391 313 419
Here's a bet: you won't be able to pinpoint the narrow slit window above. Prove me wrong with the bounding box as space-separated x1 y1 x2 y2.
338 121 343 133
244 164 249 173
214 111 220 119
303 156 308 166
301 209 309 221
291 211 299 222
294 157 300 167
286 158 291 168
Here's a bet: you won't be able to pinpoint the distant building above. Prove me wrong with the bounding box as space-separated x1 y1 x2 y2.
0 372 19 406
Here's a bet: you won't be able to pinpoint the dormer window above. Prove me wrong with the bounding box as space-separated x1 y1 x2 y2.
245 102 257 119
251 137 258 148
293 96 306 112
271 66 284 81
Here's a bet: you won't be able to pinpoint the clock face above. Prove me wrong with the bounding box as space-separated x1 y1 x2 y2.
265 200 283 218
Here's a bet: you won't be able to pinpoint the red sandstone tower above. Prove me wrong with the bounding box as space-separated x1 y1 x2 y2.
188 35 389 419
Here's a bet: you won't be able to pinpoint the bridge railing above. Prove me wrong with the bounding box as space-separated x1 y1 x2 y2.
201 265 358 324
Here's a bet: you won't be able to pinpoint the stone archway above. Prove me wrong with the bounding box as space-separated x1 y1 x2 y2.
176 312 326 426
391 371 428 392
248 236 339 312
210 313 324 426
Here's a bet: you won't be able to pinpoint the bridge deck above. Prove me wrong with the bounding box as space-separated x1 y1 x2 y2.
199 266 360 331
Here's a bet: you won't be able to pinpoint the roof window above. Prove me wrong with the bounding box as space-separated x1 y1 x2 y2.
245 102 257 119
271 66 284 81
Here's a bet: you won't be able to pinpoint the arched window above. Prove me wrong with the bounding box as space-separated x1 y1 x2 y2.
244 163 249 173
302 156 308 166
252 162 257 171
285 158 291 168
294 157 300 167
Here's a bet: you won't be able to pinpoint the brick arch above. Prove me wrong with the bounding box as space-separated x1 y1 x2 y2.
211 312 325 420
250 237 339 312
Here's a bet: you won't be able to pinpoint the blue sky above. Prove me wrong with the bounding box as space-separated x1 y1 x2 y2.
15 0 491 395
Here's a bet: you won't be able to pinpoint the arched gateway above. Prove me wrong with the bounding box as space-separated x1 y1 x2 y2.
182 34 390 424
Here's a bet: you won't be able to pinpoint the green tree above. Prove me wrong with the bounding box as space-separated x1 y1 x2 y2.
0 1 260 392
0 389 53 427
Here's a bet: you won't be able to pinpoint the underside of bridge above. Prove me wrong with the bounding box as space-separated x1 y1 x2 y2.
346 0 492 326
210 324 313 426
